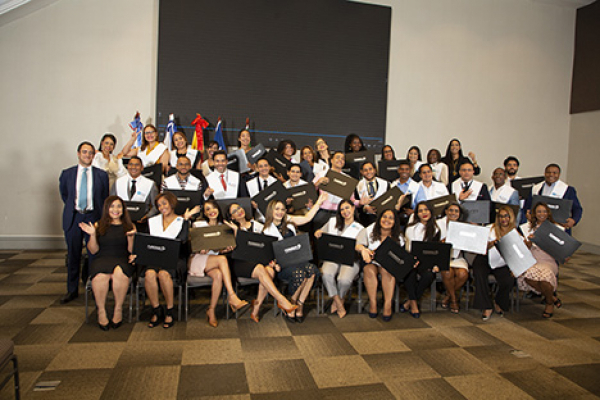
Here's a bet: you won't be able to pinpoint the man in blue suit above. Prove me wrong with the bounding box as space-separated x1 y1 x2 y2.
523 163 583 234
59 141 109 303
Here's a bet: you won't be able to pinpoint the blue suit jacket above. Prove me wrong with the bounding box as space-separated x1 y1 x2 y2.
59 165 109 232
523 185 583 225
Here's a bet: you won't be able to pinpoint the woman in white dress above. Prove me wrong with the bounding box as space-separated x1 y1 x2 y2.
121 124 169 173
314 200 363 318
189 200 249 327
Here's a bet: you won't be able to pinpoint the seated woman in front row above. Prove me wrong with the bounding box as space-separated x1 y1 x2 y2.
143 192 199 328
189 200 249 327
472 205 516 321
356 209 405 322
402 201 443 318
438 202 469 314
314 200 364 318
520 202 562 318
80 195 136 330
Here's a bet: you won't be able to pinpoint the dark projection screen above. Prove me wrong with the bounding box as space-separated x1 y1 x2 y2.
156 0 391 152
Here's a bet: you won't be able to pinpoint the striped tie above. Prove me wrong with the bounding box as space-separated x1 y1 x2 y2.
78 168 88 211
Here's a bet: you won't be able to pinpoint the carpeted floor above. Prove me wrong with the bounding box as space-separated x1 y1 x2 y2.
1 249 600 399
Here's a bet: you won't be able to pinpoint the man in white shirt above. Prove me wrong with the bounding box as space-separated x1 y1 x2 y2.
451 160 491 202
205 150 247 200
490 168 519 206
162 155 207 193
111 156 158 222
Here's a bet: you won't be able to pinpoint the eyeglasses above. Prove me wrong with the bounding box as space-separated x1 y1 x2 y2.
230 206 242 215
144 130 157 134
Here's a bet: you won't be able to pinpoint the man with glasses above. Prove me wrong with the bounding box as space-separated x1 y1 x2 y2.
59 142 109 303
451 160 490 202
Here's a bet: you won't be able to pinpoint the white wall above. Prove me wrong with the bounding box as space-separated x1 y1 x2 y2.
0 0 582 248
0 0 158 248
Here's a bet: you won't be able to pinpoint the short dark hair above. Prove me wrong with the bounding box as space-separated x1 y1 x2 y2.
545 163 561 173
503 156 520 167
213 150 227 160
77 141 95 152
459 159 474 169
128 155 142 164
397 159 411 169
288 163 301 172
418 163 433 174
361 161 376 171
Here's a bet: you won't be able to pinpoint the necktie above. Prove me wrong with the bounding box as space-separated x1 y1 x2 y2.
368 181 375 198
78 168 88 211
130 180 137 200
220 174 227 191
263 180 268 191
462 181 471 192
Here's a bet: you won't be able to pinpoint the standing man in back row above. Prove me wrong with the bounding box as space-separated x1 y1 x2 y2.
59 142 109 303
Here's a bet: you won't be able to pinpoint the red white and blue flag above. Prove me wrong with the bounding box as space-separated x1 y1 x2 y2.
164 114 176 151
214 118 226 152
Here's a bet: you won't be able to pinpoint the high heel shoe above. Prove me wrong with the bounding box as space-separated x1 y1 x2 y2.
399 304 409 313
229 298 249 312
554 298 562 309
148 306 162 328
295 301 305 323
163 307 175 329
110 320 123 330
206 309 218 328
382 314 393 322
368 310 378 319
277 302 298 314
409 311 420 319
98 322 109 331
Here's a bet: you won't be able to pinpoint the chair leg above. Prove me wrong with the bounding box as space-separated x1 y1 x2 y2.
12 355 20 400
185 284 189 322
430 277 437 312
85 285 89 324
136 283 140 322
225 287 230 320
357 276 364 314
128 281 134 323
395 284 400 314
178 286 182 321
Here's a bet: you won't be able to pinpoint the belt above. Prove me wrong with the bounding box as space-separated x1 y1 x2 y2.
76 209 93 215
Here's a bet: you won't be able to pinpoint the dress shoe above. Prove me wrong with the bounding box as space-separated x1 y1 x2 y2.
98 322 109 331
60 291 79 304
110 320 123 329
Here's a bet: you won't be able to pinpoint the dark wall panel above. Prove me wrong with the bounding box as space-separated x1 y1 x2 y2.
156 0 391 151
571 1 600 114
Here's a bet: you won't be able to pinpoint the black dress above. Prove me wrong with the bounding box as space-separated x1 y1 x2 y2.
232 222 263 279
90 224 134 279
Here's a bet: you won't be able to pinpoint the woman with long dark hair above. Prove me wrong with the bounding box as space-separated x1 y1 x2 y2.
356 209 405 321
402 202 442 317
79 196 135 330
314 200 364 318
168 131 201 173
441 138 480 185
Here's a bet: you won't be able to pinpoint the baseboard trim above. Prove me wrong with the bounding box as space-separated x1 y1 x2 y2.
0 235 66 250
580 242 600 255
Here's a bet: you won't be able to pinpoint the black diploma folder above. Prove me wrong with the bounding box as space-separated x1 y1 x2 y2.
320 170 358 200
530 221 581 264
425 194 457 219
369 186 405 214
190 224 236 252
216 197 253 220
531 195 572 224
316 234 356 265
245 143 266 165
344 151 375 179
252 180 288 215
287 183 318 212
142 163 162 190
511 176 544 199
265 149 292 179
462 200 492 224
124 201 147 222
374 237 417 281
133 233 180 270
410 241 452 271
377 160 401 182
232 230 277 265
164 189 203 216
272 234 313 267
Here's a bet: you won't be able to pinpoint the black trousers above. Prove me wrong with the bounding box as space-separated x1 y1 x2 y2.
64 212 94 293
472 254 513 311
403 268 436 301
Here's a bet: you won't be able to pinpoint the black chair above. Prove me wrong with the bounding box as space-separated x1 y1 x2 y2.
0 340 19 400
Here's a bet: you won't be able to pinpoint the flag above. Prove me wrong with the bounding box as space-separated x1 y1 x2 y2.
245 117 250 131
191 114 209 152
214 117 226 153
164 113 176 151
128 111 143 149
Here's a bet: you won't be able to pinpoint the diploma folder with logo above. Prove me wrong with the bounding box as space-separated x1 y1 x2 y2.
320 170 358 200
410 241 452 271
377 160 401 182
245 143 266 165
272 234 313 267
462 200 492 224
344 150 375 179
287 183 318 212
232 231 277 265
369 186 405 214
252 180 288 215
316 234 356 265
133 233 181 270
495 229 536 277
374 237 417 281
531 221 581 264
531 195 572 224
124 201 147 222
190 225 236 252
265 149 292 178
425 194 457 219
164 190 203 216
511 176 544 199
142 163 162 190
445 221 489 255
216 197 253 220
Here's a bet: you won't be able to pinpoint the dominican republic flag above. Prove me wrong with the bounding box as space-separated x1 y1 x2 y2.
129 112 143 149
164 114 176 151
214 118 226 152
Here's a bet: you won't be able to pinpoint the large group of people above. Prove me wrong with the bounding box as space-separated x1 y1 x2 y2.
59 129 583 330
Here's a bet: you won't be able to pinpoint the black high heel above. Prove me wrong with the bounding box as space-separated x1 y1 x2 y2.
295 301 305 323
163 307 175 328
148 306 163 328
110 320 123 330
98 322 109 331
